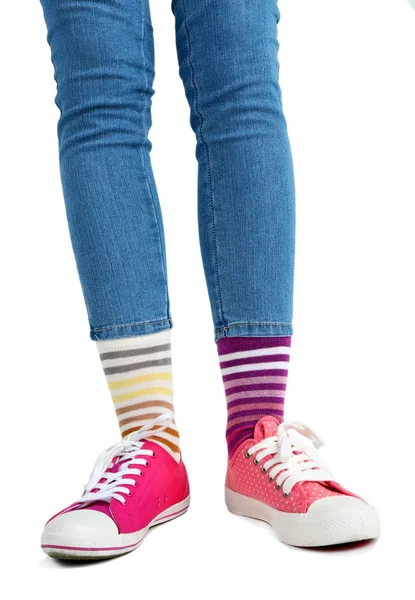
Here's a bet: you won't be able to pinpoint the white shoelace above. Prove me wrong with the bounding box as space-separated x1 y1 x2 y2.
75 414 172 507
245 421 337 496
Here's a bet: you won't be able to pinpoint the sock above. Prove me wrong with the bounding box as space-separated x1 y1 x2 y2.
217 336 291 457
97 330 180 462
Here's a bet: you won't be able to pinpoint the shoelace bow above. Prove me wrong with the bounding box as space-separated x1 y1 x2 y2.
245 421 337 496
76 413 172 507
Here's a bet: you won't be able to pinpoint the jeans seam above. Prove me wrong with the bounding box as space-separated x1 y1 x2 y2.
181 0 225 326
215 322 292 333
91 318 172 334
139 5 170 321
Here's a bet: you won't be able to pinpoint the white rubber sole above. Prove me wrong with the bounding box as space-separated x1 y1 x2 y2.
41 495 190 560
225 487 380 547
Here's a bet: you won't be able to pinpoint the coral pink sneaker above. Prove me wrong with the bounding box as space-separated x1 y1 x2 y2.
41 416 190 560
225 416 380 547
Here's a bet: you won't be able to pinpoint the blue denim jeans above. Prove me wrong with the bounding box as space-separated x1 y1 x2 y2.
39 0 296 341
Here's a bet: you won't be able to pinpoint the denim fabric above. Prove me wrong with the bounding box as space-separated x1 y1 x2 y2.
39 0 295 341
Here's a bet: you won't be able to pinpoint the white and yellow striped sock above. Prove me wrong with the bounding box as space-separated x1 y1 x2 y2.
97 330 180 462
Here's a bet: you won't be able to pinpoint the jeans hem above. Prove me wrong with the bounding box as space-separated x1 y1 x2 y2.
214 322 293 342
90 318 173 341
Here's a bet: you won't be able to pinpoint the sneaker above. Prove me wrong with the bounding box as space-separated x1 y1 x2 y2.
41 415 190 560
225 416 380 547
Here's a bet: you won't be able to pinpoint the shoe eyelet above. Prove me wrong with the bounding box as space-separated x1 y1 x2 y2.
276 484 281 490
284 492 290 498
138 471 144 477
245 451 251 459
269 475 275 483
253 458 260 466
151 451 156 458
261 466 267 474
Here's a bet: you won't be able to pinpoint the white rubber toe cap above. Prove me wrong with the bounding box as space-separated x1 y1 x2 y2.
42 509 119 548
304 495 381 545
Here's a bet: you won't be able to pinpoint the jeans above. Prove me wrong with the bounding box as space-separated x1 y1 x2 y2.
39 0 296 342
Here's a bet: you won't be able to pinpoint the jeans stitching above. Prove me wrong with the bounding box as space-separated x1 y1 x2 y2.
180 0 225 326
215 322 292 332
91 318 172 333
139 4 170 321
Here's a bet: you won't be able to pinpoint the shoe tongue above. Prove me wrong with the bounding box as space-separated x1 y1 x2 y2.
254 416 280 442
81 451 136 517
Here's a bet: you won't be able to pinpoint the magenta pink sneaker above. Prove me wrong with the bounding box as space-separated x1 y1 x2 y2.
41 417 190 560
225 416 380 547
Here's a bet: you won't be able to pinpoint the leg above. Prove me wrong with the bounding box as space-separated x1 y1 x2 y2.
173 0 380 547
40 0 179 453
39 0 189 560
173 0 294 453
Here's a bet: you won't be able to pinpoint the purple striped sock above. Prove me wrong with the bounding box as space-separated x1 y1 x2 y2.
217 336 291 457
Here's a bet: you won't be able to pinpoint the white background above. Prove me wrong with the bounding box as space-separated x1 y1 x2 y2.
1 0 414 598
